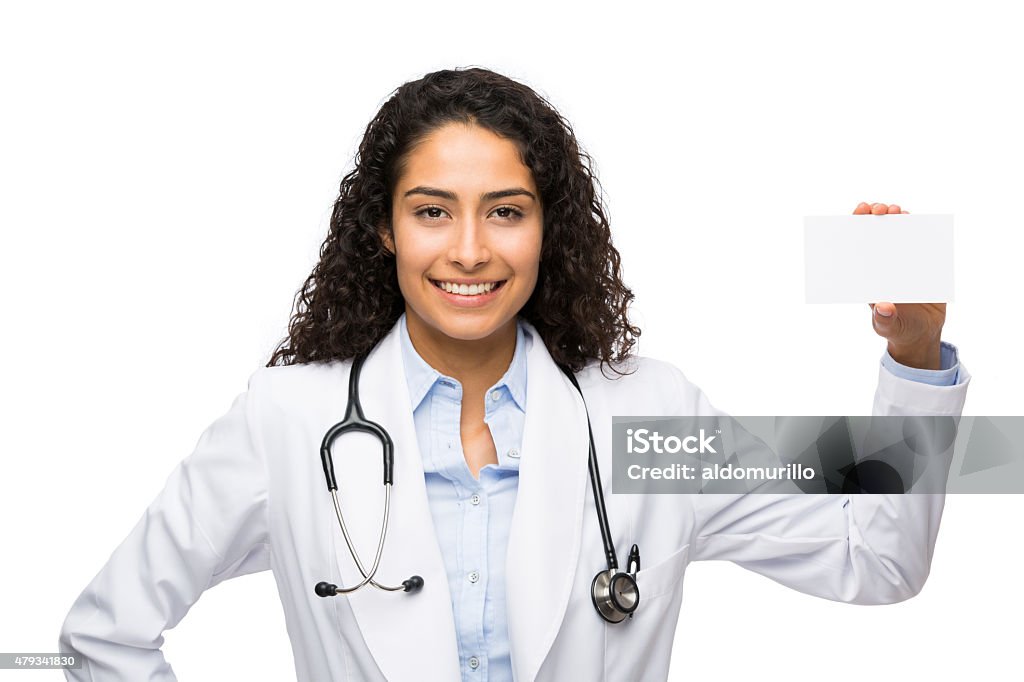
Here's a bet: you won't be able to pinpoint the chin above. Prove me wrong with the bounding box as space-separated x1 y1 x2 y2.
434 317 507 341
415 307 516 342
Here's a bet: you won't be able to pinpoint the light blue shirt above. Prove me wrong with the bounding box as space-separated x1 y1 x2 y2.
399 312 960 680
399 313 530 681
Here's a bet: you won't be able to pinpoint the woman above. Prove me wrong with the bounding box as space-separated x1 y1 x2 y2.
59 67 970 681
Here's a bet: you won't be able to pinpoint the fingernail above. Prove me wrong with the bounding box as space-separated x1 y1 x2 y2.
875 306 893 317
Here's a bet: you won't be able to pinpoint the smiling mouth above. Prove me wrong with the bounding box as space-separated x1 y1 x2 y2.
430 279 507 296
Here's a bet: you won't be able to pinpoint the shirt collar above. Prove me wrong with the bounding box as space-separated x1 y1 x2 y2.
398 312 530 412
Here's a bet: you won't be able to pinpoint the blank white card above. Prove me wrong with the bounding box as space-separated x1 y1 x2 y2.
804 214 955 303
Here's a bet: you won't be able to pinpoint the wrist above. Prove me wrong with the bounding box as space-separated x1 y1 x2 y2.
887 338 942 370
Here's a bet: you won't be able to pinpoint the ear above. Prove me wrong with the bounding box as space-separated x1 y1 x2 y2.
378 223 395 255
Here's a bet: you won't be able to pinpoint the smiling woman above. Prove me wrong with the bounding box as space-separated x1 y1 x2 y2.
266 67 641 376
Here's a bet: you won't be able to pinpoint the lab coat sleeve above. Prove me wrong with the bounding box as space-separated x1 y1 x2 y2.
682 352 971 605
58 371 271 681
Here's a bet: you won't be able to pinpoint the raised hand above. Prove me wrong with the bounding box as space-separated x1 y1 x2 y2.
854 202 945 370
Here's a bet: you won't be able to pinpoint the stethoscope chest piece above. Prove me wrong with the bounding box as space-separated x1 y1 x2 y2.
590 543 641 623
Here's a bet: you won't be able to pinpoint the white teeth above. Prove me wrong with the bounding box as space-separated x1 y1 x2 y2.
436 281 498 296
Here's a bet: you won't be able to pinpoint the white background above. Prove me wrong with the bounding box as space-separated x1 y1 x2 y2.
2 1 1021 680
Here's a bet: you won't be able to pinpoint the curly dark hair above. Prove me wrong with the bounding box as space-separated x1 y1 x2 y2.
267 66 641 375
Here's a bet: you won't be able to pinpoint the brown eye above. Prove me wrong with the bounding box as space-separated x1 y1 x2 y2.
415 206 448 220
493 206 524 220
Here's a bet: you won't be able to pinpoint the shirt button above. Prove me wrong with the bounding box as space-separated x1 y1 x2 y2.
489 390 501 402
468 656 480 670
507 448 519 458
468 570 480 583
470 494 481 505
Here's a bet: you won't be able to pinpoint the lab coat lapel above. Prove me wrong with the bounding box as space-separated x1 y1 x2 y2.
505 320 591 682
328 321 461 681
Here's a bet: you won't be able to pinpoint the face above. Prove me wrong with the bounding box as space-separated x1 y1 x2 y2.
383 122 543 346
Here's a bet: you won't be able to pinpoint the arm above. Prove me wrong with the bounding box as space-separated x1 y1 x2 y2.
687 196 967 603
685 352 969 604
690 199 971 602
57 372 271 681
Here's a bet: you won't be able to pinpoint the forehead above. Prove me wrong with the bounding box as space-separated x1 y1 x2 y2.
397 123 536 194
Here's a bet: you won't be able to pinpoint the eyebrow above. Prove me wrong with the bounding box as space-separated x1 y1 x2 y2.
402 186 537 202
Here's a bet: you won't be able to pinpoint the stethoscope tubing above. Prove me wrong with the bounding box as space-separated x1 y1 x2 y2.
558 364 620 572
320 354 395 489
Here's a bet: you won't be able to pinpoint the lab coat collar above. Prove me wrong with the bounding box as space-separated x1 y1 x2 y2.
333 316 590 682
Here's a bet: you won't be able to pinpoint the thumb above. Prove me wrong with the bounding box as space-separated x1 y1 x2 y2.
872 302 902 338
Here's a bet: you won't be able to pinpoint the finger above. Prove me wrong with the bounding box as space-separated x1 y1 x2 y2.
871 203 889 215
871 301 900 339
887 204 901 214
901 210 909 214
873 301 896 317
854 202 872 215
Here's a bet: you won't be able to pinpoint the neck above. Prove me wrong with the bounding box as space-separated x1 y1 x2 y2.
405 309 518 392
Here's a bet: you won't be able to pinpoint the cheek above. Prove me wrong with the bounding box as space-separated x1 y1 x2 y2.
391 230 434 278
391 250 426 293
516 233 543 279
498 223 543 268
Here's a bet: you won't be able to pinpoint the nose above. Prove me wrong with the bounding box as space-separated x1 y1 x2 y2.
447 216 491 270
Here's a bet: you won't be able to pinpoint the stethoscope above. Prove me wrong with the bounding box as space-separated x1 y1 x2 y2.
314 351 643 624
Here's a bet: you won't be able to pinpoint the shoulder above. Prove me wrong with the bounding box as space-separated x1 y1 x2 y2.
572 354 710 415
573 353 686 389
249 359 347 389
244 360 350 414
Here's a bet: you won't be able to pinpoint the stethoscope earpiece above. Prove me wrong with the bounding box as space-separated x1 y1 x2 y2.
315 581 337 598
314 575 423 599
402 575 425 593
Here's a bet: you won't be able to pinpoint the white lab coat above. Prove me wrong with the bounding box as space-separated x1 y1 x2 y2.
59 318 971 681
